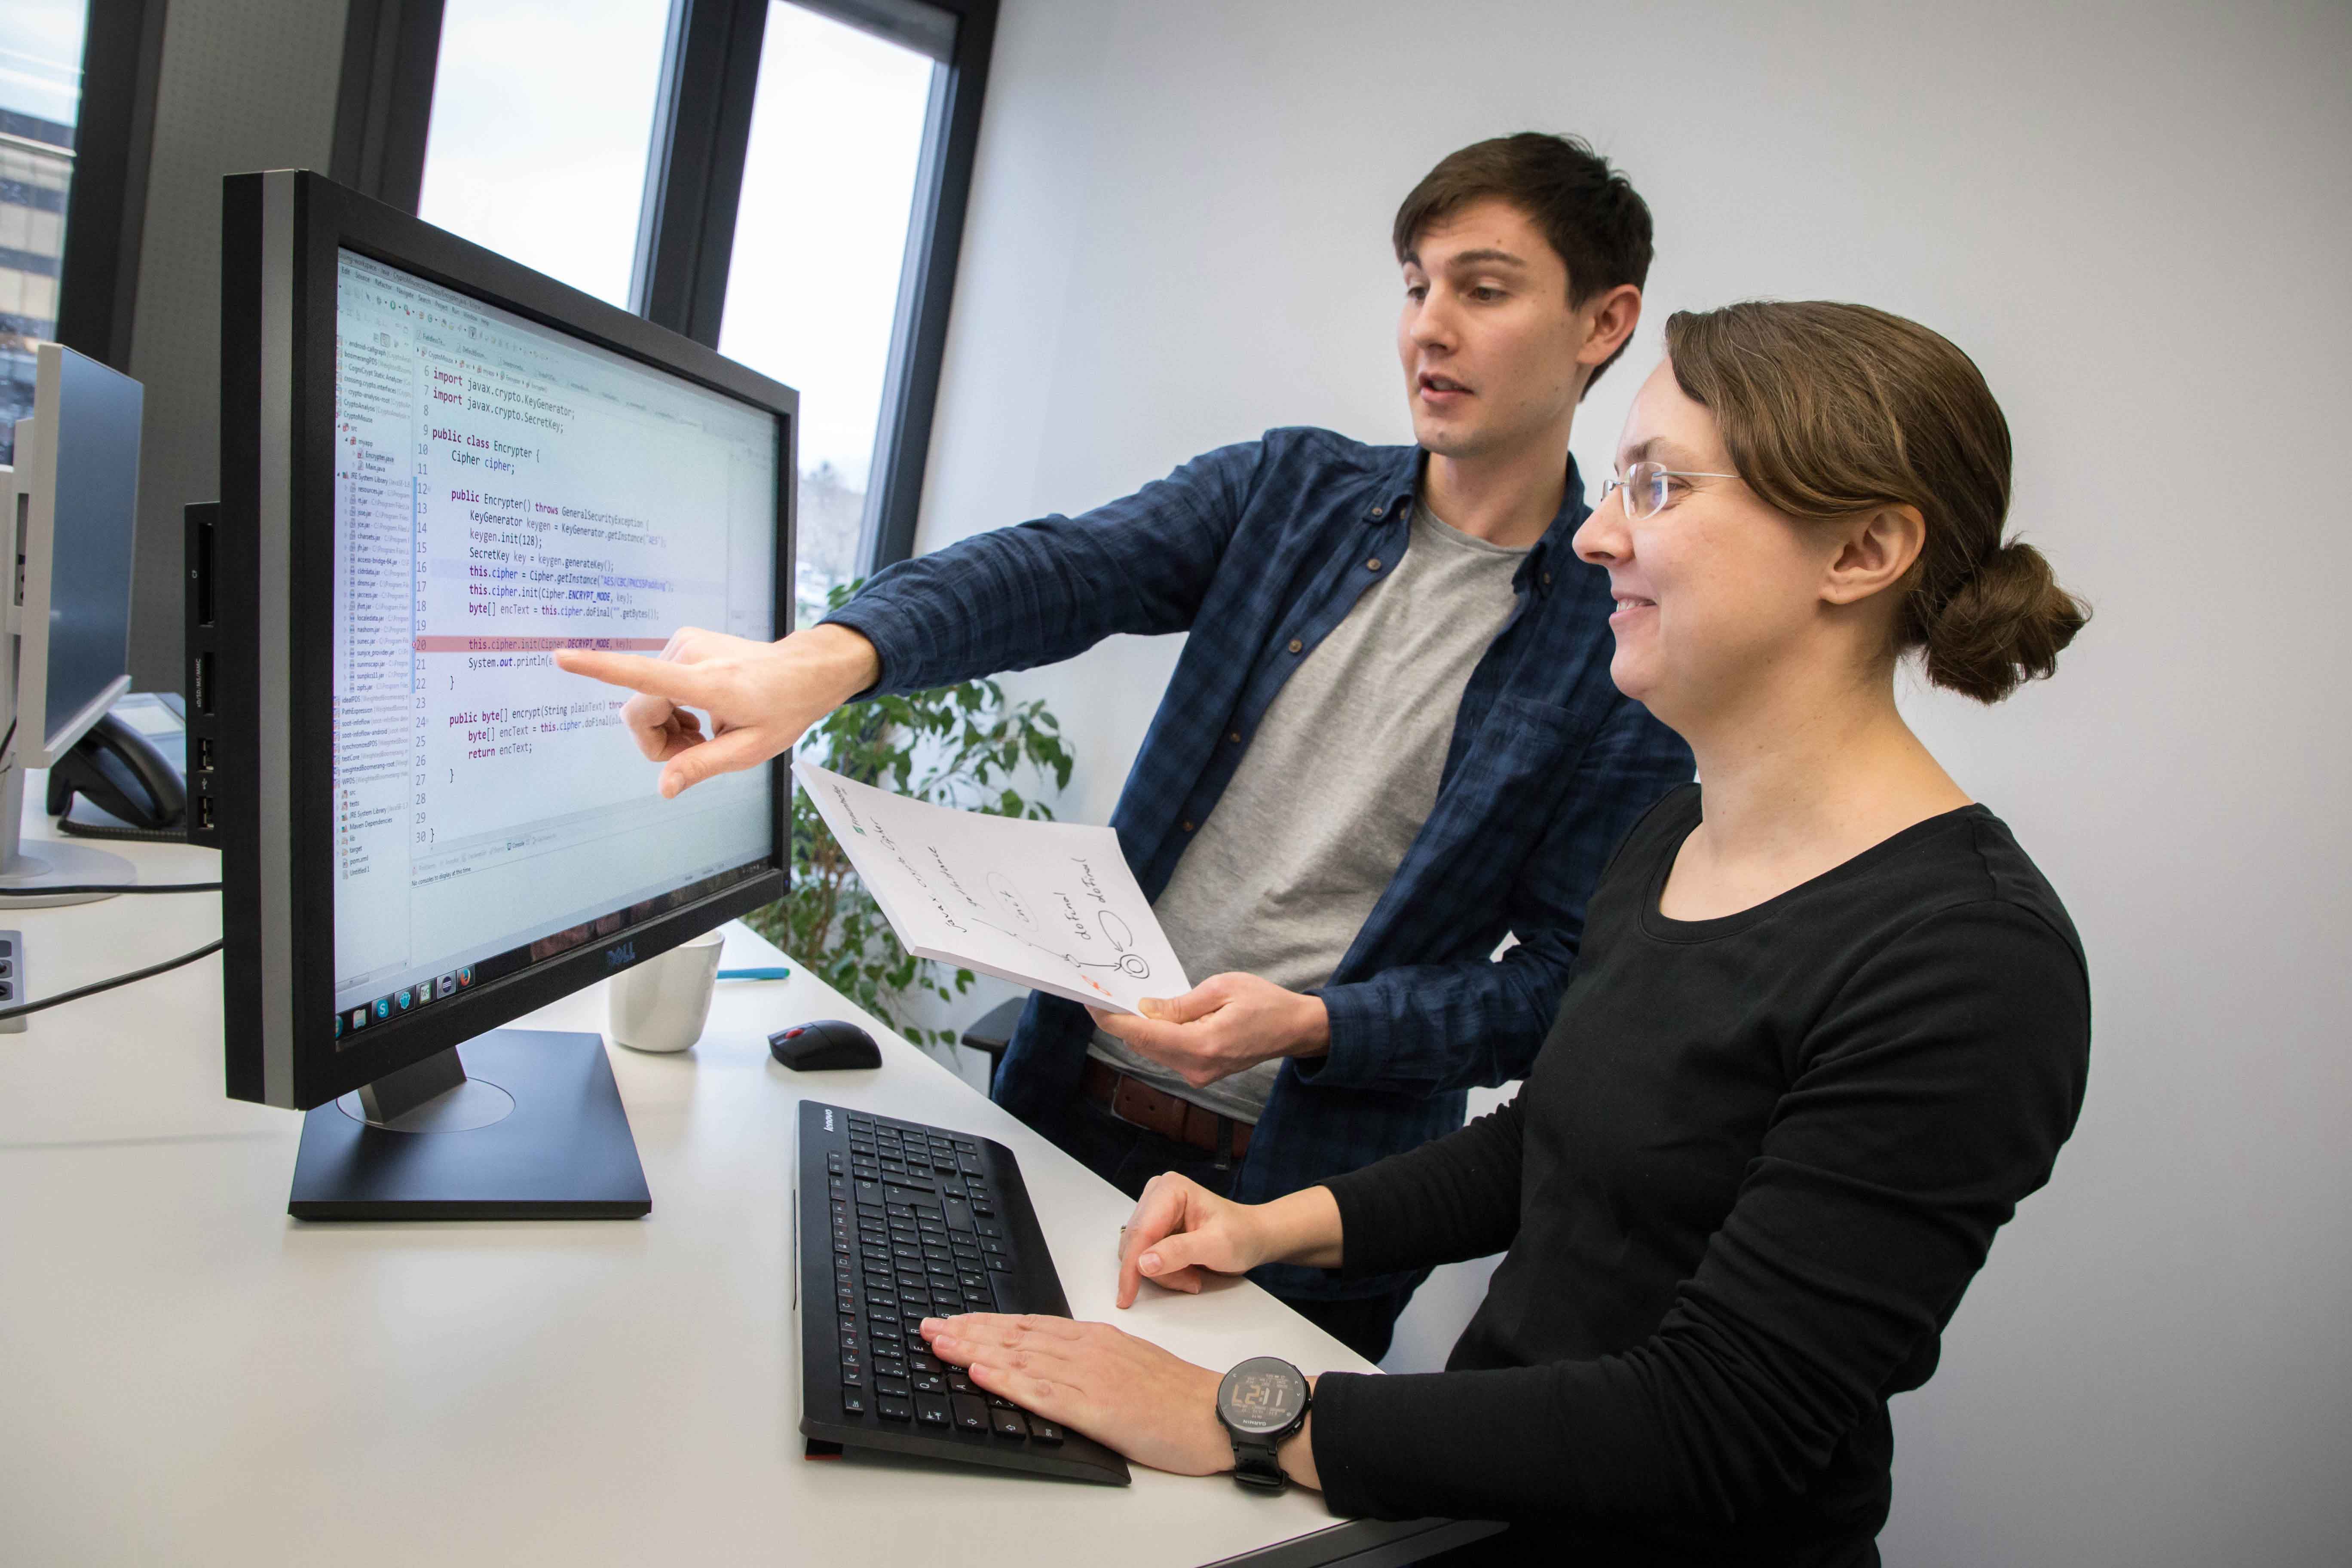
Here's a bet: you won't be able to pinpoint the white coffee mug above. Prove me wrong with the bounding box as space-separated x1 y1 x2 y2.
608 929 727 1053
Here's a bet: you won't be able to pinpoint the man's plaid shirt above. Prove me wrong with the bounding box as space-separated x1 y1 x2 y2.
826 427 1693 1301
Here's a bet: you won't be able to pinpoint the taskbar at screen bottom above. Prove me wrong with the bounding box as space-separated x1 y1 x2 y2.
331 859 771 1044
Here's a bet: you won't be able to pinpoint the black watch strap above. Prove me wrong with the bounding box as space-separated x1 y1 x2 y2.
1231 1433 1288 1490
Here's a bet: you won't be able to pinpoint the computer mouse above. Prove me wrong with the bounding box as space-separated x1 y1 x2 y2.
769 1020 882 1071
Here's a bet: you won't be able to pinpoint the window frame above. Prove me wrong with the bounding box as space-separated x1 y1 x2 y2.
329 0 997 579
52 0 171 372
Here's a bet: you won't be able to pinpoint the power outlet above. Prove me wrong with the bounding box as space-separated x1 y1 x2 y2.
0 930 23 1032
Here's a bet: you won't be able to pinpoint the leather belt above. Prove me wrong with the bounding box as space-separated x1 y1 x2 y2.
1080 1058 1253 1162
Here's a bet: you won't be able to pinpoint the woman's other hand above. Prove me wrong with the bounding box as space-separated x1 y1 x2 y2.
920 1314 1231 1476
1115 1171 1273 1307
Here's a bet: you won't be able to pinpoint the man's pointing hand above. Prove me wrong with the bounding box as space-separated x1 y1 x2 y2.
552 622 880 798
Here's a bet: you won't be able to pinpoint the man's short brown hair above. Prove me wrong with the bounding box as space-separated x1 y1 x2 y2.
1393 133 1655 392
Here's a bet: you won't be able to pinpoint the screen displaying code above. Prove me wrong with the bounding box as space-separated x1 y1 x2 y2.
330 249 778 1014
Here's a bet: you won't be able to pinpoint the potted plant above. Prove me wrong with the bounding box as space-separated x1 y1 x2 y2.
744 585 1072 1047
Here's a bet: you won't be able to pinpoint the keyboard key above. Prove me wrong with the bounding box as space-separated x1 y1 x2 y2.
842 1390 868 1416
913 1370 947 1395
1027 1420 1065 1444
840 1365 864 1388
991 1407 1029 1439
947 1372 977 1395
874 1375 911 1397
878 1399 914 1422
950 1394 989 1433
916 1393 952 1427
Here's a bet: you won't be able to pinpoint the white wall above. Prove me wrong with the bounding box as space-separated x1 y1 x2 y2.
903 2 2352 1560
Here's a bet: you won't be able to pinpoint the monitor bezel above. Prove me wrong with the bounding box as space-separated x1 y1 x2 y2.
11 343 141 767
220 170 796 1110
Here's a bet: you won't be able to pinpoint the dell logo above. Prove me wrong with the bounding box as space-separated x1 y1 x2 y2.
605 941 636 969
824 1109 836 1132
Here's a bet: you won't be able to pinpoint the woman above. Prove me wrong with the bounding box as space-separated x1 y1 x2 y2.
916 300 2093 1565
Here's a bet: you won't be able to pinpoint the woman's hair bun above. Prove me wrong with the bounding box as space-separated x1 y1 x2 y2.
1920 539 2090 704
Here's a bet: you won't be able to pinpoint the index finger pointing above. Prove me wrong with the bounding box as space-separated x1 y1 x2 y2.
1115 1185 1184 1308
553 646 714 704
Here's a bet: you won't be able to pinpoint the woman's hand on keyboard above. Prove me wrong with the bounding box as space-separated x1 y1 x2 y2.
919 1313 1246 1479
1115 1172 1271 1307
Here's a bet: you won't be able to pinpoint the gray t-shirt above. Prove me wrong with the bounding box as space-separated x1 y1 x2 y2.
1087 502 1528 1121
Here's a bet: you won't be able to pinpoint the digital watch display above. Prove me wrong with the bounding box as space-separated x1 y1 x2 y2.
1216 1356 1312 1489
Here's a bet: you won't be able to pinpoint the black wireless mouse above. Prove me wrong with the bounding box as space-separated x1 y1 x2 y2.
769 1019 882 1072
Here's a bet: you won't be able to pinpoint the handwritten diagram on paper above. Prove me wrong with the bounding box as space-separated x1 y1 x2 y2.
793 758 1189 1015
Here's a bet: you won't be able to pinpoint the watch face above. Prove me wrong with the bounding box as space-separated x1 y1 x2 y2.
1219 1356 1307 1436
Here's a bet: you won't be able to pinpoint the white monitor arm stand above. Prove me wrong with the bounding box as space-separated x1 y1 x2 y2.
0 452 132 907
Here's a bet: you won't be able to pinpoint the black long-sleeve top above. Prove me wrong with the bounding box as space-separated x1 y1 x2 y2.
1308 786 2091 1565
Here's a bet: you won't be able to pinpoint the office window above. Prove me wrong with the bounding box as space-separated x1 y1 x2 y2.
393 0 994 606
416 0 673 309
0 0 85 466
719 3 936 611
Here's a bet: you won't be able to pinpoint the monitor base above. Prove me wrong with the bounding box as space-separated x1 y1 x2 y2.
289 1028 651 1219
0 835 134 907
0 763 133 906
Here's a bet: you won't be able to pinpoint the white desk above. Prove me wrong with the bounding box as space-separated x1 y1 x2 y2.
0 789 1483 1565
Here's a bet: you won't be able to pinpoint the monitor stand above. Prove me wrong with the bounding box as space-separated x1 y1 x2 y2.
0 762 133 906
288 1028 651 1219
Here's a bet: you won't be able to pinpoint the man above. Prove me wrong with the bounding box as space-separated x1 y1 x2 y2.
556 134 1694 1361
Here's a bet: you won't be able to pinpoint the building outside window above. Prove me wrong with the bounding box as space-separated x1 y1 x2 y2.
0 0 85 467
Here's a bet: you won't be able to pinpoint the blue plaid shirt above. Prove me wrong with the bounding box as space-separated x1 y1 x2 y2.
826 427 1693 1300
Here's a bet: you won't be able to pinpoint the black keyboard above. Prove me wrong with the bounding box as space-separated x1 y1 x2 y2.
794 1100 1130 1485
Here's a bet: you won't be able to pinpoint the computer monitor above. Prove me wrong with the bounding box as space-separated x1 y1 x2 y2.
0 342 145 904
206 170 795 1217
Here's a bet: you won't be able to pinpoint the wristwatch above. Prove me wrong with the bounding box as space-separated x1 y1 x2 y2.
1216 1356 1312 1490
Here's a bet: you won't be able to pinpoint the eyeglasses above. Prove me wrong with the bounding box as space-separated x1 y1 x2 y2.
1599 461 1741 521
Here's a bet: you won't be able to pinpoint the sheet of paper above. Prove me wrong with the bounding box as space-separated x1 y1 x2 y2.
793 758 1189 1016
